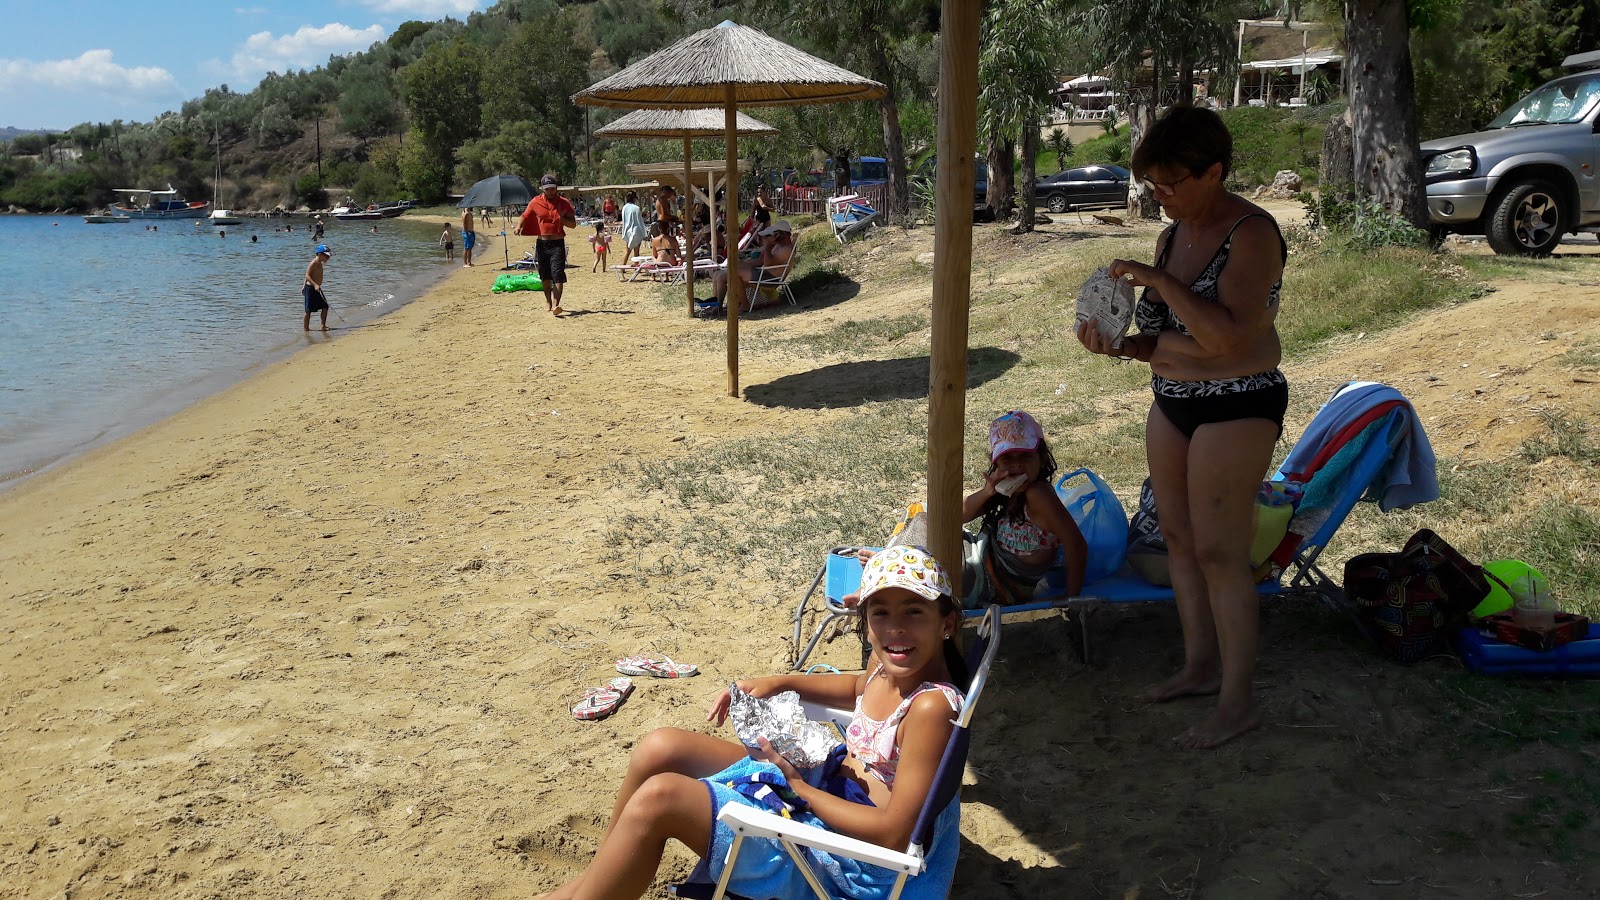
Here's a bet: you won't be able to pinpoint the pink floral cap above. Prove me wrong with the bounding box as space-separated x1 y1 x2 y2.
859 545 953 604
988 410 1043 461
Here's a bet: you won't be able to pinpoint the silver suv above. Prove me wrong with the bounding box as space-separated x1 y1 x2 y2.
1422 51 1600 256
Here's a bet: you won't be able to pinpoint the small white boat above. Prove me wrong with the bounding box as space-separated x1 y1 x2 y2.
209 209 243 226
84 212 132 224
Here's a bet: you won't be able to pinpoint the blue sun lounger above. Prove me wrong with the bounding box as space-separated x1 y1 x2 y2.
790 390 1422 669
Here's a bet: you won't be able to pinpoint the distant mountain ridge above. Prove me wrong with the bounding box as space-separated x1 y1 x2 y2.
1 126 49 143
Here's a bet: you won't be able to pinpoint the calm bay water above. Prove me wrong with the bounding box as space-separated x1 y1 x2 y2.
0 214 459 485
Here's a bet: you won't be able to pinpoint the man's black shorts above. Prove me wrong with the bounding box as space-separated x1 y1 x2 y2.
303 284 329 312
535 238 568 284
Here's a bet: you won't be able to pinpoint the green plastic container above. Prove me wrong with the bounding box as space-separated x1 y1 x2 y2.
1472 559 1549 619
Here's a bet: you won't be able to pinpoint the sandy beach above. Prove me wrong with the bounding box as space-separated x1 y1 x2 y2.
3 217 1598 899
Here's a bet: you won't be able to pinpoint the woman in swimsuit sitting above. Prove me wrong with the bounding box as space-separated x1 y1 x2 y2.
531 546 967 900
1075 105 1288 750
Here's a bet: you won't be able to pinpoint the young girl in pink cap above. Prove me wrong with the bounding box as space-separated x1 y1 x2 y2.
962 410 1088 601
531 546 967 900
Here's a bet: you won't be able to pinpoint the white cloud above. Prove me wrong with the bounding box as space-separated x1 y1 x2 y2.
234 6 267 14
353 0 483 16
0 49 181 100
228 23 386 78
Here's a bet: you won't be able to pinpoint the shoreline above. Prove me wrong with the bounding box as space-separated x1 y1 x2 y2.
0 234 832 896
0 232 458 493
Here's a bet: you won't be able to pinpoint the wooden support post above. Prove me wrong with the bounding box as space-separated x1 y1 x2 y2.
725 87 741 398
685 136 695 317
927 0 979 576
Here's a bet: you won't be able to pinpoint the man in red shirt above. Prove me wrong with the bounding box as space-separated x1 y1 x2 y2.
517 173 578 315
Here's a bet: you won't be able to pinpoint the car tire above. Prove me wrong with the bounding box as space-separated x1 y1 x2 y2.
1046 194 1069 214
1486 178 1566 257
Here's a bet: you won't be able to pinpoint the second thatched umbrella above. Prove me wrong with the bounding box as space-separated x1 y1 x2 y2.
595 108 778 318
575 20 885 398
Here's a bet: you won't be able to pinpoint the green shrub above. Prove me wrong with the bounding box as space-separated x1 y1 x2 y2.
1304 194 1429 251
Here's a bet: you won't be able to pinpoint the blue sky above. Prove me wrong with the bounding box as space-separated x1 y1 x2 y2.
1 0 488 130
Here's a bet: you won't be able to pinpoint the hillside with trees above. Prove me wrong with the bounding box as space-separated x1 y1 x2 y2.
1 0 1596 214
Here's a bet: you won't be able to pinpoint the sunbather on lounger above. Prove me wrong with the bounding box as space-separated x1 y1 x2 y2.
649 222 680 266
712 219 794 305
530 546 968 900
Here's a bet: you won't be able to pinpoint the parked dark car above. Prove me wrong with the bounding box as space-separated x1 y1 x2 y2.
1036 164 1130 213
913 156 991 207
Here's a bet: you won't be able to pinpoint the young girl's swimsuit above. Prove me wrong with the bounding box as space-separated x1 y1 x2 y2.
845 665 964 787
995 512 1060 557
1136 212 1290 438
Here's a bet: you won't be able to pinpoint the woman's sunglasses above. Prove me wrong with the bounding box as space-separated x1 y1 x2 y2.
1140 172 1194 196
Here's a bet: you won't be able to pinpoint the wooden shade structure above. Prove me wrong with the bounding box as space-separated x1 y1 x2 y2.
926 2 980 590
598 110 777 318
575 20 884 398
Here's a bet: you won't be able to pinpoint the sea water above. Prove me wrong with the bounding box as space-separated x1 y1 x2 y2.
0 214 465 486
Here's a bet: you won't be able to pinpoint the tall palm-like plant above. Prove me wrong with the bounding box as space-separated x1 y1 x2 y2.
1045 127 1074 173
979 0 1069 232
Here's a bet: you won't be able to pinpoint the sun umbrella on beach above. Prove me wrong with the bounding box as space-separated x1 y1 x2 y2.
575 20 884 399
595 109 778 318
459 175 536 269
458 175 535 210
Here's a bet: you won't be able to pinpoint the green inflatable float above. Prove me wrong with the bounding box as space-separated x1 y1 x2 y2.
1472 559 1550 618
492 272 543 293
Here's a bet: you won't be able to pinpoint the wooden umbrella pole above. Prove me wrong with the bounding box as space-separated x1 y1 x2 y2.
684 136 695 317
725 85 741 398
708 170 718 264
926 0 980 576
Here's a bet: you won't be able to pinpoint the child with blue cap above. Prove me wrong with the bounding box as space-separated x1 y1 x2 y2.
303 245 331 331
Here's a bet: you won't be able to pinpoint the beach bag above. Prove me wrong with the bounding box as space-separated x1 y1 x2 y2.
1055 468 1128 584
1125 476 1172 586
1345 528 1491 663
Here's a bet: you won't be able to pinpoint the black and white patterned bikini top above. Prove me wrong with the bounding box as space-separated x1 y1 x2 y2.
1137 212 1288 398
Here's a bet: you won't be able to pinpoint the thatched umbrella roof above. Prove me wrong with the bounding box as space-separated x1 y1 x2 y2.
595 108 778 139
574 20 883 398
574 21 885 109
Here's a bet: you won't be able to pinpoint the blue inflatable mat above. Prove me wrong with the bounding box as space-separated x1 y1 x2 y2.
1455 625 1600 676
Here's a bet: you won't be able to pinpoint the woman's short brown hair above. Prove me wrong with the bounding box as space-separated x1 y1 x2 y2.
1131 105 1233 180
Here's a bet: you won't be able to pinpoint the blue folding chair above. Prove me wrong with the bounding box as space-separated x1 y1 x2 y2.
676 604 1002 900
1049 405 1411 660
791 403 1417 669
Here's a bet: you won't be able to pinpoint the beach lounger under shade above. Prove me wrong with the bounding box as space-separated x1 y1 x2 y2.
673 605 1002 900
829 193 880 244
790 384 1433 669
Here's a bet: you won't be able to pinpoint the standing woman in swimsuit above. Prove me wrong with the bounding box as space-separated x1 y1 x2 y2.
1075 106 1288 750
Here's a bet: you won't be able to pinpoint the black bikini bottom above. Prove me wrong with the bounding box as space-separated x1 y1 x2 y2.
1153 382 1289 440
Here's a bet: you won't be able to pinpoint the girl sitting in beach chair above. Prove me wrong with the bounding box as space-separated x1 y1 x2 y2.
842 411 1088 609
531 546 968 900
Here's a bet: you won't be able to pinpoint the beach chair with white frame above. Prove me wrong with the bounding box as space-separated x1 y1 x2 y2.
672 604 1003 900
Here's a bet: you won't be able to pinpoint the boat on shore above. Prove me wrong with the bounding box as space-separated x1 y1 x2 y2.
111 186 209 219
331 200 409 221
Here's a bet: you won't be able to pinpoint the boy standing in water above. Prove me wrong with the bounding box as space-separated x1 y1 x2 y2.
461 206 476 268
303 245 332 331
439 224 455 262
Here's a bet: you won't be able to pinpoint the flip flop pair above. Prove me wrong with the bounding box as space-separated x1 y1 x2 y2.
615 655 699 679
570 677 634 721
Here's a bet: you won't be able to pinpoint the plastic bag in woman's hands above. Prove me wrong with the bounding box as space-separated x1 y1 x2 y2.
1075 267 1135 349
726 684 841 769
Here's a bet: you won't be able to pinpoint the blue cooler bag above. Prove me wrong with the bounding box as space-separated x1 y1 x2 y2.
1055 468 1129 584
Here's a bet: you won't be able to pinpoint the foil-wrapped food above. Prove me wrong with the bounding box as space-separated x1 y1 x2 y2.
727 684 842 769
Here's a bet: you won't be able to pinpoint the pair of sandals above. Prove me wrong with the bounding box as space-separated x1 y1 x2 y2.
568 656 701 722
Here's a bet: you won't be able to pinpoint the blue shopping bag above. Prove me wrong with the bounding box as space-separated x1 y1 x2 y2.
1055 468 1129 584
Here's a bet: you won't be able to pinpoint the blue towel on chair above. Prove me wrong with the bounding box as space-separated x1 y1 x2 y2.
690 755 960 900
